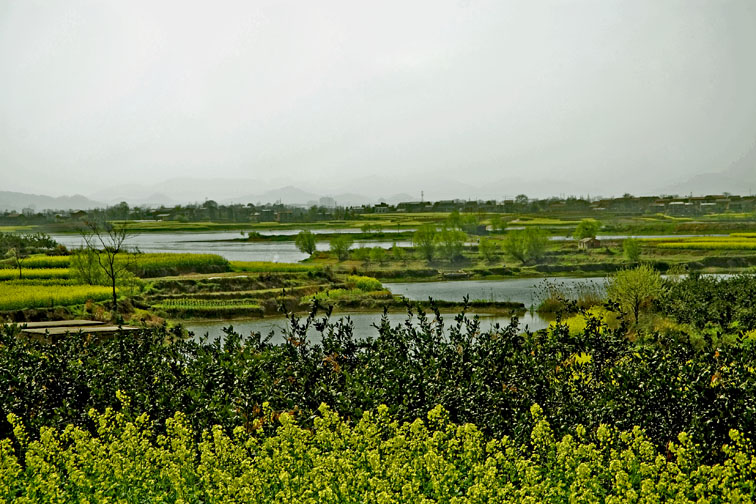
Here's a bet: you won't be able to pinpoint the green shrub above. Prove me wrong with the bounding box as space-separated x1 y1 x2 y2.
346 275 383 292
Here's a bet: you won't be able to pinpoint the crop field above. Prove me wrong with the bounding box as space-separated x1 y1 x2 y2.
3 402 755 503
126 253 229 277
0 255 71 269
230 261 321 273
0 283 112 310
651 234 756 250
0 268 70 281
153 298 263 317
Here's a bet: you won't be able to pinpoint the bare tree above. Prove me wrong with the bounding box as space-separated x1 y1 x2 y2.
84 220 136 312
4 247 26 279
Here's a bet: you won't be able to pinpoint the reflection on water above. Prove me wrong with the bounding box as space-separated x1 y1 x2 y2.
49 231 411 263
385 277 608 308
548 234 728 241
183 310 552 343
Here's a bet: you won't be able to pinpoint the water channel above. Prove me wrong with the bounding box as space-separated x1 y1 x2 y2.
49 231 412 263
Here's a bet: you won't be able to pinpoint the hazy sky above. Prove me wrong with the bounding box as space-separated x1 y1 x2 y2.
2 0 756 198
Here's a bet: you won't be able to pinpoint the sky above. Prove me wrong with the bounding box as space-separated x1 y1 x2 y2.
2 0 756 200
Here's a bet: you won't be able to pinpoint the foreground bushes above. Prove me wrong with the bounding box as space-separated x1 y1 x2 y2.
2 305 756 462
2 401 755 503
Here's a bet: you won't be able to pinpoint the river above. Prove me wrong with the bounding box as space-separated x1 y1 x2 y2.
49 231 412 263
183 309 551 343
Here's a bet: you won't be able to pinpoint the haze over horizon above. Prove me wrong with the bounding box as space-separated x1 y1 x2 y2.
2 0 756 200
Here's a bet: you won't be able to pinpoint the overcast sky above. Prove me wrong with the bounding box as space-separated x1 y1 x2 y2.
2 0 755 199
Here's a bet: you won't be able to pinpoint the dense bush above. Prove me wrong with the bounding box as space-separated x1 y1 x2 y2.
658 273 756 332
2 303 756 461
2 401 755 503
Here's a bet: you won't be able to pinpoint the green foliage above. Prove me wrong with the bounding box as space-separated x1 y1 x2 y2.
369 246 386 265
351 246 371 264
607 265 665 324
489 214 506 233
294 229 317 255
477 237 498 262
346 275 383 292
2 402 755 502
391 242 406 264
573 218 600 239
0 232 58 256
70 248 106 285
413 224 437 262
502 227 547 263
622 238 641 262
435 227 467 262
657 273 756 332
231 261 321 273
3 303 756 461
329 235 353 261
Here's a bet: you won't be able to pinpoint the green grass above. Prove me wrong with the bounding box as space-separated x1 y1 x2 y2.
0 284 112 310
153 298 263 317
230 261 321 273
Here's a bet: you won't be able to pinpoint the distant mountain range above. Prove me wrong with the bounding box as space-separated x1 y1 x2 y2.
0 191 103 212
3 146 755 212
658 140 756 196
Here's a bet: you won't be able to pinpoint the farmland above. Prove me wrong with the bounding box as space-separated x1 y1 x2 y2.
2 207 756 501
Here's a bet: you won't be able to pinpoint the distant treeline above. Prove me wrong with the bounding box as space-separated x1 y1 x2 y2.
2 193 755 226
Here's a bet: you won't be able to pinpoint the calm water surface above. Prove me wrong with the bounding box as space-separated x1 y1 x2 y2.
384 277 608 307
49 231 411 263
183 310 550 343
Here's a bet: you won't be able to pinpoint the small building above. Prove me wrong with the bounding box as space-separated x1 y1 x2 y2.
578 237 601 250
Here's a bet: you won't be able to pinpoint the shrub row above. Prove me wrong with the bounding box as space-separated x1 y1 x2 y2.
2 303 756 462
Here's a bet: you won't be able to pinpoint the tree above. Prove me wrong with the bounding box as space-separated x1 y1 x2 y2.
573 218 600 240
329 235 353 261
4 247 26 279
295 230 317 256
503 227 547 264
445 210 462 230
489 215 505 234
478 237 498 263
352 246 371 265
70 247 106 285
436 227 467 262
0 232 57 279
370 247 387 265
391 242 407 265
413 224 437 262
84 221 136 312
623 238 641 263
606 264 664 325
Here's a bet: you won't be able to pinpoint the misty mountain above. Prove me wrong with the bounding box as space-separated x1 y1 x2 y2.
224 186 322 205
89 178 279 206
0 191 103 212
658 141 756 196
